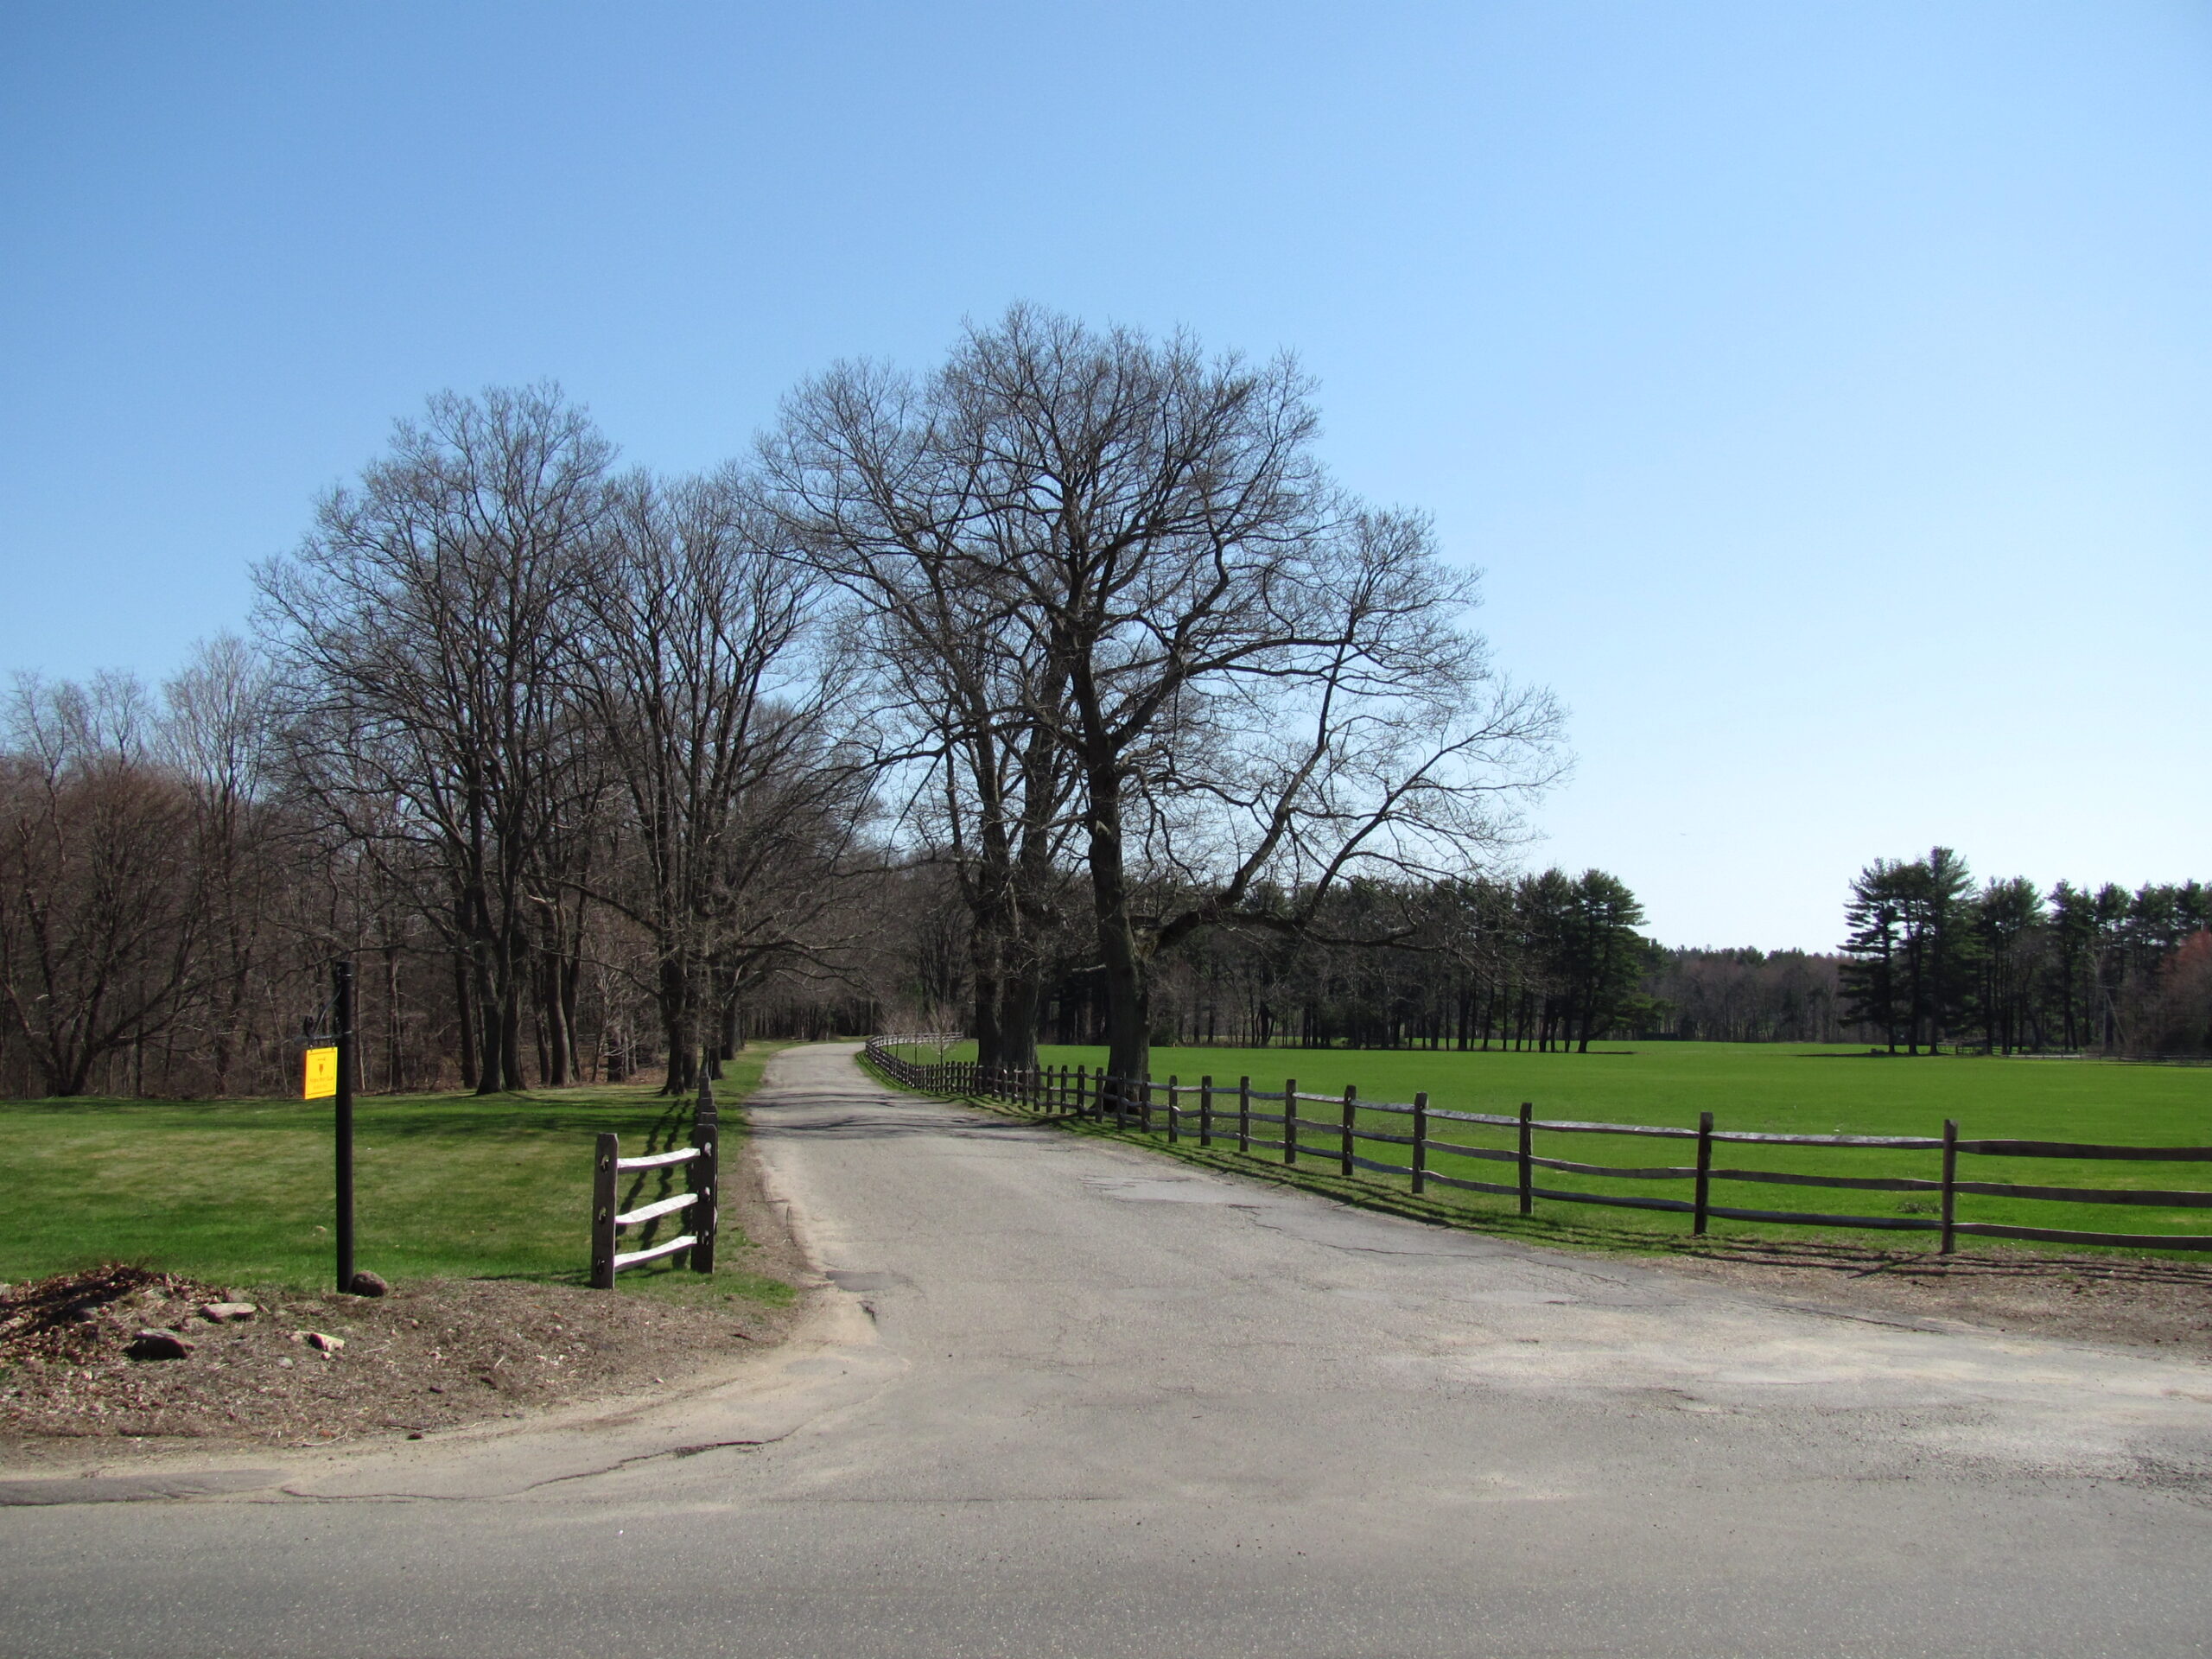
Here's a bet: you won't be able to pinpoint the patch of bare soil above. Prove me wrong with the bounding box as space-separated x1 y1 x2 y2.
1666 1238 2212 1356
0 1268 800 1466
0 1144 815 1467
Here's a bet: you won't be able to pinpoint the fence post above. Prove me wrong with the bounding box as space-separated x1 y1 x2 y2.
1238 1077 1251 1155
1339 1084 1357 1176
333 957 356 1295
1076 1064 1088 1119
1199 1075 1214 1147
1940 1118 1958 1254
591 1132 619 1289
1517 1102 1534 1217
691 1073 719 1273
1693 1109 1713 1237
1166 1075 1179 1144
1141 1074 1154 1134
1412 1091 1428 1195
1284 1078 1299 1166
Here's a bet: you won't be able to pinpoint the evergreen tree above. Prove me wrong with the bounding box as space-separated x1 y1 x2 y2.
1974 876 2046 1055
1840 859 1908 1050
1566 869 1647 1052
1916 846 1980 1052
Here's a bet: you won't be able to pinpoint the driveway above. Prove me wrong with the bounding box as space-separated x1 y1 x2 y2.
3 1041 2209 1656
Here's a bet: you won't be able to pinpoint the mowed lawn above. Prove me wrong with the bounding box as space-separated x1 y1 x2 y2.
0 1047 789 1298
902 1041 2212 1253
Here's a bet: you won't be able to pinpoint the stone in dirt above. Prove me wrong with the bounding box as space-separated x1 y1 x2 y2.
302 1332 345 1353
200 1303 257 1324
347 1271 390 1298
127 1329 194 1361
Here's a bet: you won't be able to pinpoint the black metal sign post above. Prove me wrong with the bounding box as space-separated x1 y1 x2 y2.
334 957 356 1294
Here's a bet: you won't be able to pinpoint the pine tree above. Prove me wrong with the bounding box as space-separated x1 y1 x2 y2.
1840 859 1908 1051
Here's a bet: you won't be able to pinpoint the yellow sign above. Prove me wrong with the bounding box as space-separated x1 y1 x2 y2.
303 1046 339 1100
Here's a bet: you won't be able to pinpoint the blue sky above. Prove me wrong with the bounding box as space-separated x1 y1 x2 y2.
3 2 2206 950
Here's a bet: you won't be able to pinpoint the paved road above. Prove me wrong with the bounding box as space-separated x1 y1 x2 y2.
6 1043 2212 1656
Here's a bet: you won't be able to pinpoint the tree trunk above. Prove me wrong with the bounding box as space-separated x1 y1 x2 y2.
385 944 404 1093
454 949 478 1090
474 948 505 1093
660 957 696 1095
500 971 524 1092
1087 770 1151 1083
561 948 584 1084
997 973 1041 1072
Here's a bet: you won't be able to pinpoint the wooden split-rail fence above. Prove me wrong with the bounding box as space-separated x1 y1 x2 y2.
590 1075 720 1287
862 1036 2212 1255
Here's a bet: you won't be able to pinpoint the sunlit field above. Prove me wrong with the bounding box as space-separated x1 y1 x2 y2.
0 1047 791 1300
887 1039 2212 1255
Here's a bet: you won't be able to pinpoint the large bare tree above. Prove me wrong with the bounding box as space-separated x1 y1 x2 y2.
771 307 1563 1079
762 368 1080 1070
257 385 612 1092
568 467 860 1092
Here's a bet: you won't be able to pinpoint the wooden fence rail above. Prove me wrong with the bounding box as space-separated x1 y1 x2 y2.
861 1036 2212 1255
590 1075 721 1288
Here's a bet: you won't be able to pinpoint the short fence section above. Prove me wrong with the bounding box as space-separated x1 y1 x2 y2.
861 1036 2212 1255
590 1078 720 1287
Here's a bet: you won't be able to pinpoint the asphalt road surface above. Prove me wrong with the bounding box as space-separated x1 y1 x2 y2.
5 1042 2210 1657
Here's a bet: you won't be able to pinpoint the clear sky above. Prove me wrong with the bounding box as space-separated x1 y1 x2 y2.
3 2 2206 951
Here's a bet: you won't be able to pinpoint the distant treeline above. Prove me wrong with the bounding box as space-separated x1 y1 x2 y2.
963 852 2210 1058
1637 948 1853 1043
1033 913 1859 1051
1840 848 2210 1058
1028 869 1649 1055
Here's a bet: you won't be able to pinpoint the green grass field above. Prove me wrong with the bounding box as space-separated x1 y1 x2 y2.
0 1048 793 1302
889 1039 2212 1255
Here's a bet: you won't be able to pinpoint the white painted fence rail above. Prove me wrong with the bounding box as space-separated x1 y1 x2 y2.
590 1076 721 1287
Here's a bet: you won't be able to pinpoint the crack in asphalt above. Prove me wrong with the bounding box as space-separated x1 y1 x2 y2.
266 1429 792 1503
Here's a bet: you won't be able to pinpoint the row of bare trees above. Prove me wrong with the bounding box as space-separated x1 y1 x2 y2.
2 391 869 1096
2 307 1567 1096
257 386 869 1095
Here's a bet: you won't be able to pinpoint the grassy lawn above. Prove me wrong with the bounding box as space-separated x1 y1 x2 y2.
0 1046 794 1301
889 1040 2212 1255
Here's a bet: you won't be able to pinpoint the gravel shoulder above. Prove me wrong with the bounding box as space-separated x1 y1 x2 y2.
0 1137 812 1471
1659 1234 2212 1355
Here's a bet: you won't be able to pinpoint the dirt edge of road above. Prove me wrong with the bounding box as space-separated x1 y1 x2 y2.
0 1135 822 1472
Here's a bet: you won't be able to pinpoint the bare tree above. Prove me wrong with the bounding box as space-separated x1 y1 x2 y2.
257 385 611 1092
772 307 1563 1078
765 358 1089 1071
0 674 205 1095
569 467 861 1091
160 633 282 1092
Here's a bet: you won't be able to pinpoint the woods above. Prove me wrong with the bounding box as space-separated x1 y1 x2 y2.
0 311 1566 1097
3 315 2207 1100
